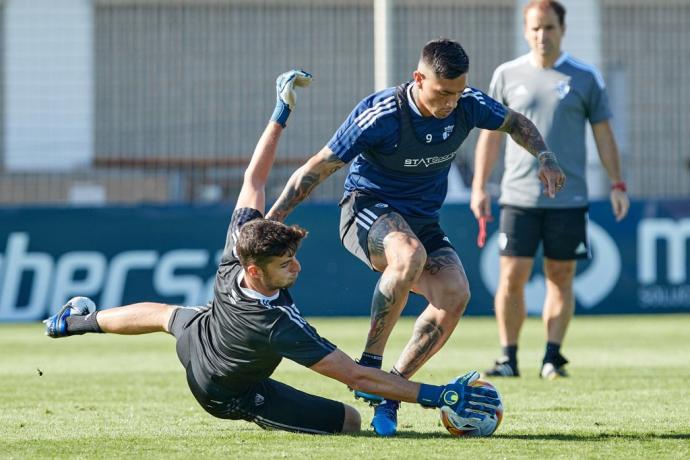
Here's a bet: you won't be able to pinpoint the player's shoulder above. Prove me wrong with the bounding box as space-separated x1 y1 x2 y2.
349 86 400 130
230 207 263 231
493 53 531 76
490 53 531 85
558 53 606 89
461 86 493 104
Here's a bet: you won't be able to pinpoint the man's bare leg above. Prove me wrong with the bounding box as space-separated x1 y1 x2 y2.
96 303 176 334
45 298 177 338
362 213 427 358
540 258 576 378
393 248 470 378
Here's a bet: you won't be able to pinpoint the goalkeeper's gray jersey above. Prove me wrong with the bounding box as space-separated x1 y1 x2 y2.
489 53 611 208
186 207 336 394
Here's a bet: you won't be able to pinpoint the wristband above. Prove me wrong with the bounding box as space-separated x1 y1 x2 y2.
417 383 444 408
270 104 291 128
611 181 627 192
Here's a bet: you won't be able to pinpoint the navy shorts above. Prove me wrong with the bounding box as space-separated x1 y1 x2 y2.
168 307 346 434
498 205 590 260
339 191 455 270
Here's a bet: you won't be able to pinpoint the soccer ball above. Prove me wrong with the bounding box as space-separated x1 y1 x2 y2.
440 379 503 437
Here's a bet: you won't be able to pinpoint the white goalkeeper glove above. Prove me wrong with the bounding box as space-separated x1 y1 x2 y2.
271 69 313 127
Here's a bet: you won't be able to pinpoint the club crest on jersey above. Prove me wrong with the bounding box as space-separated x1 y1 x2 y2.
555 80 571 99
442 125 455 140
404 152 456 168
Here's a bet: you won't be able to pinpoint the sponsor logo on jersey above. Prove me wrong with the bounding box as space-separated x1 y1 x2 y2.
574 242 588 255
254 393 265 406
403 152 456 168
374 203 389 208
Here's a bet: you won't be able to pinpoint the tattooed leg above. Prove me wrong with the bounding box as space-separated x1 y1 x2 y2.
394 247 470 378
363 212 426 356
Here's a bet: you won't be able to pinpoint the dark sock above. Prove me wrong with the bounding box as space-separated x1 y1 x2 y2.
502 345 518 367
65 311 102 335
390 367 404 378
543 342 561 363
359 352 383 369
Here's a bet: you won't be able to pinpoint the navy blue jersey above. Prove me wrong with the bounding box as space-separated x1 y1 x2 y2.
188 208 337 392
328 83 506 218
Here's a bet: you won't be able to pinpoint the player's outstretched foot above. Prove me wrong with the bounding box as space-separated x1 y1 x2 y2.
371 399 399 437
44 296 96 338
354 390 384 406
483 356 520 377
540 353 569 380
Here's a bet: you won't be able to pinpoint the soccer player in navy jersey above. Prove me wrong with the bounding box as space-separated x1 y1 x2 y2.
44 70 500 435
267 39 565 436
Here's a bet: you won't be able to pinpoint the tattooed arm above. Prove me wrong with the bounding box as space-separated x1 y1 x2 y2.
266 146 346 222
496 108 566 197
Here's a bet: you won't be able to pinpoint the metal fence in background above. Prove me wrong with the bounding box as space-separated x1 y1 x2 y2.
0 0 687 205
603 0 690 198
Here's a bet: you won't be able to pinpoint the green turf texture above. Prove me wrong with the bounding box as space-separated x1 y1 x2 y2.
2 315 689 459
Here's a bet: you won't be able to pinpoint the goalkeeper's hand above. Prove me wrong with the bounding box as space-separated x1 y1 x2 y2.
271 69 313 127
417 371 500 421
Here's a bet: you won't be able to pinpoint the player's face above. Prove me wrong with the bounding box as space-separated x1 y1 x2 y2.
262 253 301 290
413 69 467 119
524 6 564 59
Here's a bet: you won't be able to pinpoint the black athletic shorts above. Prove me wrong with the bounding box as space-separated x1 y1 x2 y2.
168 307 346 434
498 205 590 260
339 191 455 270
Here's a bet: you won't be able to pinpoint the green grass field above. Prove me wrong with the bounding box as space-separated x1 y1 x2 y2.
1 315 689 459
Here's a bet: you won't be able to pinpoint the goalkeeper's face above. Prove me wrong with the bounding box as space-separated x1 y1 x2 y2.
261 252 302 290
413 66 467 120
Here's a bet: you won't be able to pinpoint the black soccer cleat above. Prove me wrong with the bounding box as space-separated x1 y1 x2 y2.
540 353 569 380
483 356 520 377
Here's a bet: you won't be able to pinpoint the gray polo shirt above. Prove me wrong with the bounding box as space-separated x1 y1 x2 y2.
489 52 611 208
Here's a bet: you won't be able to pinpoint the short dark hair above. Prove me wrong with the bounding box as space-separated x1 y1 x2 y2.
420 38 469 79
523 0 566 27
236 219 307 269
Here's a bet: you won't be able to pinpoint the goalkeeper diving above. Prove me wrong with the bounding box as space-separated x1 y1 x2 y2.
44 70 500 434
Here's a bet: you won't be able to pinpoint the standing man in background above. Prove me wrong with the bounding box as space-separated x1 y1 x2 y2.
471 0 629 380
268 38 565 435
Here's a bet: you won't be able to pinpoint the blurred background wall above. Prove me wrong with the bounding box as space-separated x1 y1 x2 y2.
1 0 687 206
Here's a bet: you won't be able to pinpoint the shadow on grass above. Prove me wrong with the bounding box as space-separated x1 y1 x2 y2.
342 432 690 441
495 433 690 441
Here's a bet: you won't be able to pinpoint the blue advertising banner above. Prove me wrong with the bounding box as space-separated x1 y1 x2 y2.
0 200 688 321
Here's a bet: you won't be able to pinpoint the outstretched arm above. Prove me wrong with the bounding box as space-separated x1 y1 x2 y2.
496 108 566 198
311 349 500 420
236 69 312 213
266 146 346 222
